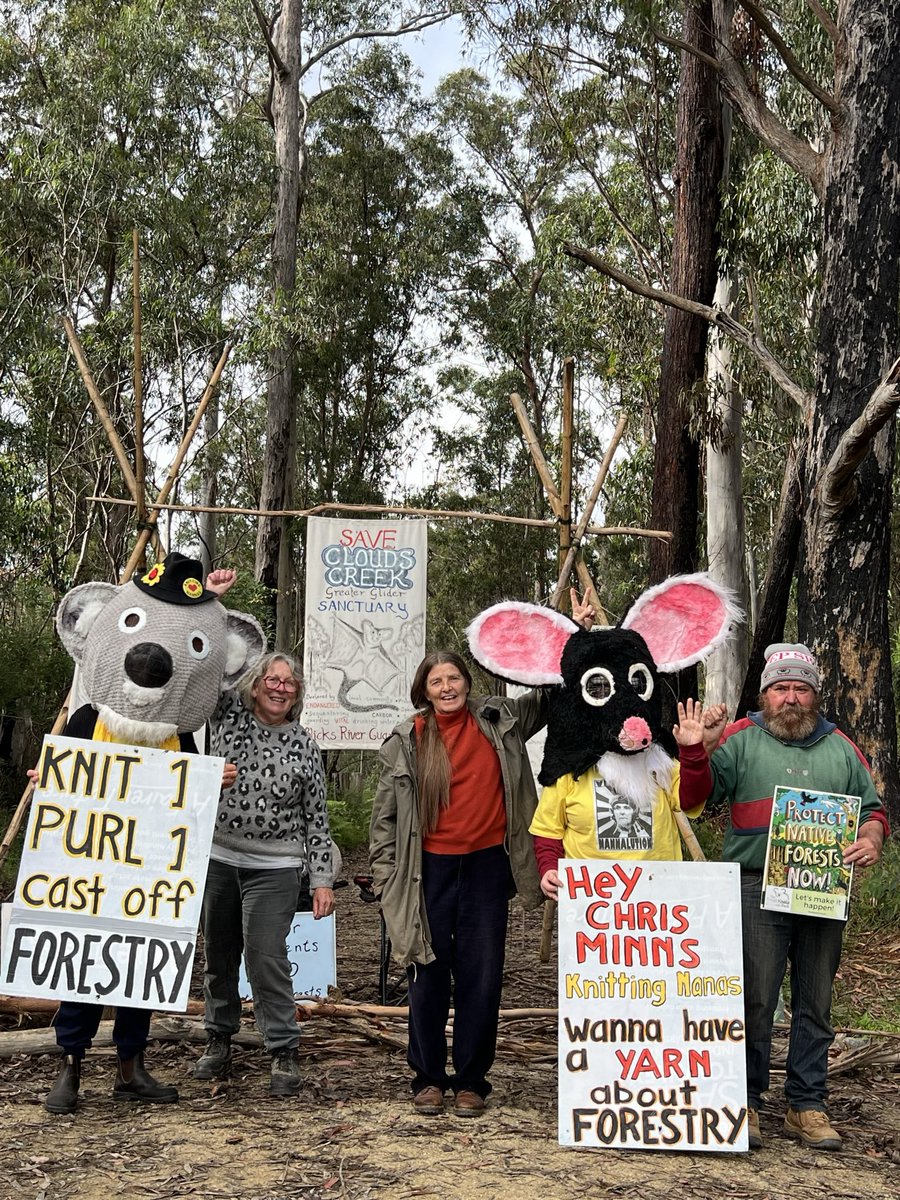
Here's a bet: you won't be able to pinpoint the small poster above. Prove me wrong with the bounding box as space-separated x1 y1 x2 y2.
762 786 860 921
302 516 427 749
0 735 222 1011
557 859 748 1152
238 912 336 1000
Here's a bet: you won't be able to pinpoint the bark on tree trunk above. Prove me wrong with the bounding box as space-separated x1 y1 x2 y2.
796 2 900 822
254 0 302 640
649 0 723 590
649 0 723 709
737 444 804 719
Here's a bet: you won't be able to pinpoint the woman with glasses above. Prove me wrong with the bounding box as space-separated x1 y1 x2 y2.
193 571 335 1097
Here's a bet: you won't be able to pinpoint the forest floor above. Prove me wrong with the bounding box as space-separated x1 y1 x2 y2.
1 849 898 1200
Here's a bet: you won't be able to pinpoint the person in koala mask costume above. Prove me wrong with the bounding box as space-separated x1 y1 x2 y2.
45 552 265 1114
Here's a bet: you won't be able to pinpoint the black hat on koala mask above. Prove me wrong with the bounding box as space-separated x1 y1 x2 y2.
133 552 217 606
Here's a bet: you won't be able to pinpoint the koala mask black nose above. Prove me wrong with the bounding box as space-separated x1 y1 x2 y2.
124 643 174 688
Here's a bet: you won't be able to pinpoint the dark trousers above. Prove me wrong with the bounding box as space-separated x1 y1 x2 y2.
54 1002 151 1061
407 844 511 1098
741 873 844 1111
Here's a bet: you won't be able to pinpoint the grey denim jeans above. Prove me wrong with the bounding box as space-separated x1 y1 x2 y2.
201 858 302 1052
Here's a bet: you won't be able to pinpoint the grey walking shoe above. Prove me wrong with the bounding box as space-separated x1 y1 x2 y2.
194 1033 233 1080
45 1054 81 1114
112 1053 179 1103
269 1047 302 1096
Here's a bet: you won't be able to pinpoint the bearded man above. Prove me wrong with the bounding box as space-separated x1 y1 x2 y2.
680 643 889 1152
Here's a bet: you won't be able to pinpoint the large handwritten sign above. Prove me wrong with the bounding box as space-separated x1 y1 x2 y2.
558 859 748 1152
302 516 426 748
1 736 222 1011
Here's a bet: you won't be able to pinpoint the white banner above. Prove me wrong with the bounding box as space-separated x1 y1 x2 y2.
558 859 748 1152
302 516 427 748
1 735 222 1011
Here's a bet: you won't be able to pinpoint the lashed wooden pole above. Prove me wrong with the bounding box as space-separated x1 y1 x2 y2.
120 341 232 584
549 412 628 609
132 230 148 570
0 336 231 869
509 392 605 615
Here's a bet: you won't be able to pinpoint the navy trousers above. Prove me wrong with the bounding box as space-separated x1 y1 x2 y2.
741 872 844 1111
407 844 511 1098
54 1002 150 1061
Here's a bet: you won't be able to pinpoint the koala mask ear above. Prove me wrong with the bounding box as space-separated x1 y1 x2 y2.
223 610 266 689
56 582 119 663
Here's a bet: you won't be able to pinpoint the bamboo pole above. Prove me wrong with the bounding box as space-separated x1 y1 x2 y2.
549 413 629 609
558 360 574 604
132 231 147 567
61 314 162 561
0 341 231 866
119 341 232 584
88 495 672 543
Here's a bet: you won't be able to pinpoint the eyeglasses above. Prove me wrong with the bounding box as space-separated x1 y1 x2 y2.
262 675 299 692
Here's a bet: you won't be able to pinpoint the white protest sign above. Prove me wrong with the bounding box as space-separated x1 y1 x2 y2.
302 516 426 748
1 735 222 1011
558 859 748 1152
238 912 336 1001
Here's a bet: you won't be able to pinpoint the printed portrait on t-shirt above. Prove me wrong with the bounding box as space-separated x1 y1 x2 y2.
593 779 652 850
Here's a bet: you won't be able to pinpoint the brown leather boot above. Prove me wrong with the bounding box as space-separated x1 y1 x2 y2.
112 1053 179 1103
45 1054 81 1114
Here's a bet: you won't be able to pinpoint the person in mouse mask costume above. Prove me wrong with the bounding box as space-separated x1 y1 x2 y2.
465 575 740 891
44 552 265 1114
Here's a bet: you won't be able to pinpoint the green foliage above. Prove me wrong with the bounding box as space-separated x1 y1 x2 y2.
326 768 377 852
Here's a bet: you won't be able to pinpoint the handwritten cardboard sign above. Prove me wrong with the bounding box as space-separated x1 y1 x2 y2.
0 735 222 1011
238 912 336 1001
558 859 748 1152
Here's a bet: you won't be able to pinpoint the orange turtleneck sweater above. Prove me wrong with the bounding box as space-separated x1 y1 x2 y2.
415 705 507 854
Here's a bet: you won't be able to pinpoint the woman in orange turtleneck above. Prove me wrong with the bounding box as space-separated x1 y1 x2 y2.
370 650 547 1118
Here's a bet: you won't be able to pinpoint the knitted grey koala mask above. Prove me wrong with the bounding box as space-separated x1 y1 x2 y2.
57 579 266 739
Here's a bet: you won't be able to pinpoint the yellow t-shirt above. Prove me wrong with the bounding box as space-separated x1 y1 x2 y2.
529 761 702 862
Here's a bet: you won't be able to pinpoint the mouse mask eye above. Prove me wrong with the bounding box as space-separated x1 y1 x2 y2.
628 663 654 700
581 667 615 707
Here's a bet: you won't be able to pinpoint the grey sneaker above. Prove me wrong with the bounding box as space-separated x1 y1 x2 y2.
193 1033 232 1080
270 1047 302 1096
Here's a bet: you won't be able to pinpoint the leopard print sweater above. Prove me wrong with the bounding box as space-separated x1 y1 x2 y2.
209 690 333 885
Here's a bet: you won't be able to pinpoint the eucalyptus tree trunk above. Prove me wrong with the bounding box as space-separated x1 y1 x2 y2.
704 83 748 712
649 0 723 711
649 0 723 592
255 0 302 647
796 1 900 820
705 270 749 711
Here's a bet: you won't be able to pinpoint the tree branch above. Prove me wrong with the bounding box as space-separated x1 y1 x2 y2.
735 0 839 114
710 1 825 196
563 241 813 411
819 356 900 513
300 9 453 79
805 0 839 45
249 0 288 78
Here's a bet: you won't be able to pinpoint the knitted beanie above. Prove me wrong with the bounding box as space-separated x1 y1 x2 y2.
760 643 820 692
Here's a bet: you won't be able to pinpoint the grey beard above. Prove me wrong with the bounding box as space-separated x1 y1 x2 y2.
763 704 818 741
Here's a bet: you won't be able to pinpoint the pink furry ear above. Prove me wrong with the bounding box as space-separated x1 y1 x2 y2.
466 602 578 686
622 573 742 673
